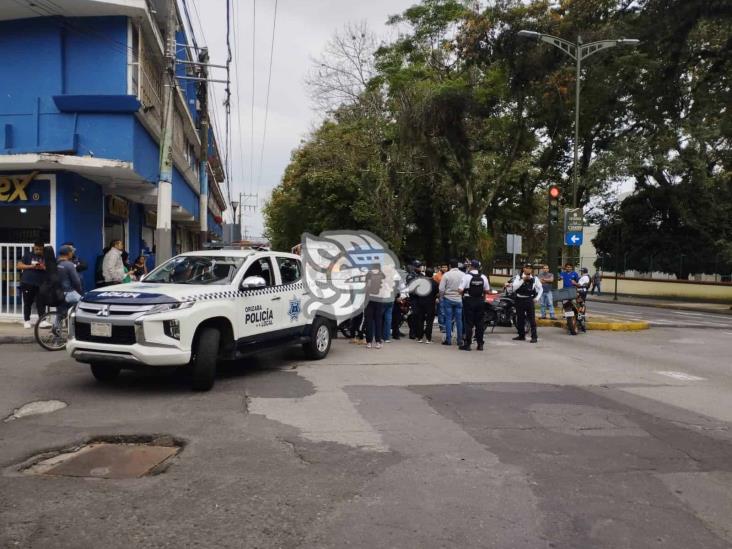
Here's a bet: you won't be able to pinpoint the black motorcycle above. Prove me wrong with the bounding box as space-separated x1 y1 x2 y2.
484 289 527 333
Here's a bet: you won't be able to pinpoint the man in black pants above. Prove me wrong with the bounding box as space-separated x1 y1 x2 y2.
459 259 490 350
413 268 439 343
511 264 543 343
17 241 47 329
363 267 386 348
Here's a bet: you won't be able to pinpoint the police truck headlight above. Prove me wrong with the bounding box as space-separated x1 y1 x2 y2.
145 301 195 316
163 320 181 340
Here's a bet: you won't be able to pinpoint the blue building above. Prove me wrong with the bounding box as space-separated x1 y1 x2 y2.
0 0 229 317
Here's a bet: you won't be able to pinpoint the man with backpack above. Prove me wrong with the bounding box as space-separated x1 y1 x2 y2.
55 245 83 329
458 259 490 351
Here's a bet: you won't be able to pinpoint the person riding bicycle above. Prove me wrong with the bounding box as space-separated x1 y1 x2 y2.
56 245 83 328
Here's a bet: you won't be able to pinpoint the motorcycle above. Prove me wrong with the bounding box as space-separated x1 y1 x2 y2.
483 288 527 333
556 286 586 335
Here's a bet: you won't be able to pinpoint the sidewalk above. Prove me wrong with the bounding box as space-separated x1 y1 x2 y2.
0 322 37 344
587 294 732 315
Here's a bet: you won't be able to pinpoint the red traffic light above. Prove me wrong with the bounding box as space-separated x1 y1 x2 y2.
548 186 560 199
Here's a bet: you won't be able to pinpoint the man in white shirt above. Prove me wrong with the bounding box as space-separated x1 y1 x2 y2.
576 267 591 291
511 263 543 343
438 259 465 346
458 259 490 351
102 239 125 285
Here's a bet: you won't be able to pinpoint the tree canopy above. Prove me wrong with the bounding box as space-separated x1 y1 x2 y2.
264 0 731 275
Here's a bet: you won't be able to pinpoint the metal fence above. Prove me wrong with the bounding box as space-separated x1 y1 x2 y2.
1 243 33 319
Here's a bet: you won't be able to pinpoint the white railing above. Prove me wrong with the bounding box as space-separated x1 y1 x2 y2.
1 243 33 319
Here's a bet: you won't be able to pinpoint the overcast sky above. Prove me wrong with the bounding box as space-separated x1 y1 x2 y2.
190 0 416 238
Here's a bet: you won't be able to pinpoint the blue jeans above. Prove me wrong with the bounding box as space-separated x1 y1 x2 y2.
443 300 463 345
437 298 445 329
382 302 393 341
55 290 81 330
539 290 555 318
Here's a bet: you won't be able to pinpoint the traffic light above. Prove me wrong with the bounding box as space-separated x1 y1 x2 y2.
548 185 561 225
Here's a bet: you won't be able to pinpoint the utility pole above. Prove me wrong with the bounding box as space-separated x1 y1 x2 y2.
197 47 210 248
517 31 639 266
237 191 258 235
155 0 178 265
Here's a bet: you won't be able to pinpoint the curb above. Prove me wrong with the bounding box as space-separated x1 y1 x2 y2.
588 298 732 316
536 318 649 331
0 335 36 344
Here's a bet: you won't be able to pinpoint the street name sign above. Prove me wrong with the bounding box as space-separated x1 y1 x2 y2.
564 208 584 247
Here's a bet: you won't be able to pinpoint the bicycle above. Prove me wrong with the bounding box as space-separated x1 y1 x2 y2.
35 308 69 351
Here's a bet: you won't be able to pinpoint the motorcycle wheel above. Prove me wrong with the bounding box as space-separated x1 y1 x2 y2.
484 310 497 334
566 317 577 335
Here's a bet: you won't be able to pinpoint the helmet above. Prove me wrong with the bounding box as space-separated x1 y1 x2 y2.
580 267 588 274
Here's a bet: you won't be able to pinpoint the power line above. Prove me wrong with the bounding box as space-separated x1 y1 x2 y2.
231 0 247 199
189 0 232 208
223 0 233 208
250 0 257 196
180 0 199 52
256 0 278 195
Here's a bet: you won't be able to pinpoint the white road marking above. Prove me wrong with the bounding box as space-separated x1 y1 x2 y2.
673 311 705 317
655 371 706 382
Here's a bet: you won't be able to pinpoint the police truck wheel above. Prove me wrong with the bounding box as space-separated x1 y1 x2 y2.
304 317 331 359
191 327 220 391
90 363 121 383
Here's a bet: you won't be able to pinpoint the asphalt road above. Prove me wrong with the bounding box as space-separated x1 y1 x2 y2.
586 298 732 329
2 321 732 548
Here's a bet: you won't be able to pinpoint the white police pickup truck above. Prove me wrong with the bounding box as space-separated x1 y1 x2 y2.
66 250 334 390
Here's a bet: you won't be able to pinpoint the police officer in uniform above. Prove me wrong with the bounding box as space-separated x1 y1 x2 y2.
459 259 490 351
511 263 543 343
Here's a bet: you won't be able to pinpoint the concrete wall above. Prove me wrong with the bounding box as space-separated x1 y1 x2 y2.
0 16 129 156
55 173 104 291
488 273 732 304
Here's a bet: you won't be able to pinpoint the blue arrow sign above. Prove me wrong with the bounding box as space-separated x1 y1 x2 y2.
565 231 583 246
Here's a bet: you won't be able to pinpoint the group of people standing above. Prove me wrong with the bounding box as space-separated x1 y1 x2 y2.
536 262 594 320
349 259 601 350
17 242 86 329
99 239 148 286
349 258 498 351
17 239 150 329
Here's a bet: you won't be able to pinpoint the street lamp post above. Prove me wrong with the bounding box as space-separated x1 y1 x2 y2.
517 31 640 210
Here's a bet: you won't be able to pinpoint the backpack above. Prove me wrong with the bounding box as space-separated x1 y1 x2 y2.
467 273 484 298
94 254 105 286
39 273 65 307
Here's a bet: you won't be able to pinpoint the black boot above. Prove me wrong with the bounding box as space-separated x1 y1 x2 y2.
512 335 525 341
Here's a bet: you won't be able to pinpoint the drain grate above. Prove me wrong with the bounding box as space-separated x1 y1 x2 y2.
22 436 182 479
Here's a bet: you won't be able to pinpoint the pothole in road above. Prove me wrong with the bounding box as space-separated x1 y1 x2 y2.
3 400 67 422
19 435 183 479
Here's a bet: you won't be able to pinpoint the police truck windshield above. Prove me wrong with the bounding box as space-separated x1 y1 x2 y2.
143 256 245 285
